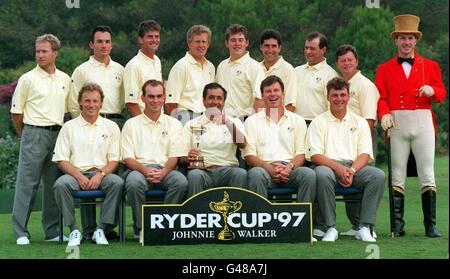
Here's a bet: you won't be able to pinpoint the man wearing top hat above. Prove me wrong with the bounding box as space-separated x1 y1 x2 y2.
375 14 446 237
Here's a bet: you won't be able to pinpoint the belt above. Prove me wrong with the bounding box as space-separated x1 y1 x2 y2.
100 113 122 119
85 167 99 172
207 165 222 169
25 124 61 131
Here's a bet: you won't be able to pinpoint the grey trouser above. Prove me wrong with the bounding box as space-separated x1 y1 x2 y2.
247 166 316 202
12 125 61 240
54 172 124 230
187 166 247 197
315 164 385 228
125 165 188 234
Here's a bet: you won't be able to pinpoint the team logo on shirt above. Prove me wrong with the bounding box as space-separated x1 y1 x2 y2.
115 75 122 83
162 131 168 136
101 134 109 140
315 76 322 83
350 127 357 133
236 70 242 76
287 126 294 132
350 90 356 97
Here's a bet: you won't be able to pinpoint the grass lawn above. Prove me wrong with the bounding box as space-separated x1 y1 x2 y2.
0 156 448 259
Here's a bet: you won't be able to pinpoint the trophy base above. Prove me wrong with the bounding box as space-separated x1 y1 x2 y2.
188 157 206 170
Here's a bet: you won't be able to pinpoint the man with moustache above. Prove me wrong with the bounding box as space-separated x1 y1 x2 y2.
181 82 247 197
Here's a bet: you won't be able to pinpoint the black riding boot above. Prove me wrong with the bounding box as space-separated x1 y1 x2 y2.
393 190 405 237
421 189 442 237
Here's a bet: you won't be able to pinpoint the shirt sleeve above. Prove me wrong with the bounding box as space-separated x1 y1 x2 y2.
249 62 265 100
242 117 257 158
107 122 121 162
358 78 379 120
69 68 84 117
52 124 71 162
120 120 136 160
165 61 186 104
294 116 307 155
283 67 298 106
168 120 188 158
124 62 142 104
305 119 325 160
357 118 374 162
10 75 30 114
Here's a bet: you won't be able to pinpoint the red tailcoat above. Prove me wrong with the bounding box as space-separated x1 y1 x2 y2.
375 51 446 132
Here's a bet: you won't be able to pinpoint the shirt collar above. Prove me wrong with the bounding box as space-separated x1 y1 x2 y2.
89 56 111 67
306 58 328 70
326 110 351 122
78 115 104 126
229 51 250 64
36 65 58 78
142 113 165 125
138 50 157 62
261 56 284 72
348 70 362 83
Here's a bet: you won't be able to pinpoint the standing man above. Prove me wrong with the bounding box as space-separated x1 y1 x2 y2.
294 32 338 124
70 26 125 241
307 77 385 242
53 83 123 247
10 34 72 245
244 75 315 203
376 14 446 237
216 24 265 119
124 20 162 117
165 25 215 125
181 83 247 197
70 25 125 128
335 44 380 237
294 32 337 236
122 80 188 242
259 29 297 112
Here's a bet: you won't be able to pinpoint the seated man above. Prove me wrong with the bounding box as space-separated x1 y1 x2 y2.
180 83 247 197
306 77 385 242
244 75 315 203
122 79 188 242
53 83 124 247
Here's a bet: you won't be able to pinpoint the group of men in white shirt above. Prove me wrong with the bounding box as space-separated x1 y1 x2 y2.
11 21 386 248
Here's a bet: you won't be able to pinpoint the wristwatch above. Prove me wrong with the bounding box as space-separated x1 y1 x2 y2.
97 170 106 177
350 167 356 175
288 162 296 169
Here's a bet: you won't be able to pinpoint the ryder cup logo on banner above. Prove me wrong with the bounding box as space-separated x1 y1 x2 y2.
142 187 312 245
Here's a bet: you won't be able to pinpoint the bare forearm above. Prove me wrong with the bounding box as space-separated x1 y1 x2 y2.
57 161 83 178
163 157 179 172
126 103 142 117
351 154 369 173
311 154 342 172
124 158 147 174
245 155 267 168
11 113 24 137
100 161 119 175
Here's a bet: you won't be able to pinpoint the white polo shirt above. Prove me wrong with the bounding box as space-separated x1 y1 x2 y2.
52 115 121 171
306 110 374 162
294 59 338 120
216 52 265 118
124 50 162 111
166 52 215 113
347 71 379 121
243 109 307 163
183 114 245 167
260 56 297 106
121 113 185 166
70 56 125 117
10 65 71 126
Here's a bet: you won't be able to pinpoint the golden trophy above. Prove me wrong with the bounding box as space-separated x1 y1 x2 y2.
188 125 206 169
209 191 242 240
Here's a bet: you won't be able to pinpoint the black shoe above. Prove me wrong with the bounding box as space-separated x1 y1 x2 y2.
393 190 406 237
422 189 442 237
105 230 120 240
